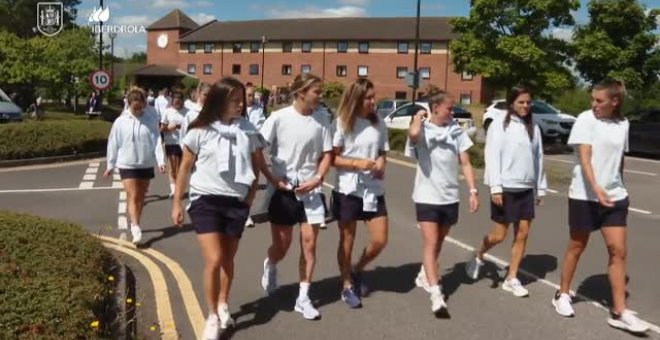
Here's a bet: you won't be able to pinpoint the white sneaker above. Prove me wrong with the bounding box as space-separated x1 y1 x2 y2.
552 292 575 317
608 309 649 334
465 255 484 280
130 225 142 244
202 314 219 340
245 216 255 228
217 304 234 329
261 258 277 295
430 292 448 316
295 296 320 320
502 278 529 297
415 266 431 293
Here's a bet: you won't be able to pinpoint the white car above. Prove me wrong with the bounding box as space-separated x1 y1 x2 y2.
482 99 576 142
384 102 477 137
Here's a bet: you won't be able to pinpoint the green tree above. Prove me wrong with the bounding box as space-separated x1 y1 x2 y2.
450 0 580 98
0 0 81 38
572 0 659 91
129 52 147 64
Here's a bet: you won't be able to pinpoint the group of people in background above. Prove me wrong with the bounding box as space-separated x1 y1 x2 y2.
104 74 648 339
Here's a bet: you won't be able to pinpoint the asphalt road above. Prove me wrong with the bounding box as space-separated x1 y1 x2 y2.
1 153 659 340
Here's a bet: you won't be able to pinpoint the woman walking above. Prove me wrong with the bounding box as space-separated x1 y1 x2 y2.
160 91 188 197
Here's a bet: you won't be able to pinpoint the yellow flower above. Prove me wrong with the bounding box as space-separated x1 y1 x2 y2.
107 276 115 282
149 325 158 331
108 289 113 294
126 298 133 304
135 302 141 307
90 320 100 328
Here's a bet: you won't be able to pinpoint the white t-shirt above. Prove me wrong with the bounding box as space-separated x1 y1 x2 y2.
160 107 188 145
247 105 266 129
411 122 473 205
154 95 170 117
568 110 629 202
260 105 333 182
183 118 263 201
333 116 389 197
180 104 202 145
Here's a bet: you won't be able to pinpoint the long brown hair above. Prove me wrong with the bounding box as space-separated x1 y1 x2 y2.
337 78 378 134
290 73 322 101
189 77 246 130
504 86 534 140
593 78 625 121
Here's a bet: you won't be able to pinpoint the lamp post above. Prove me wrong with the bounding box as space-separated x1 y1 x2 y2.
260 35 267 91
411 0 421 104
108 32 117 86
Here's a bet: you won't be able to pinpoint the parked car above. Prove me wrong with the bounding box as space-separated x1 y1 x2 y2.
376 99 410 119
628 108 660 157
384 102 477 137
483 99 576 143
0 88 23 122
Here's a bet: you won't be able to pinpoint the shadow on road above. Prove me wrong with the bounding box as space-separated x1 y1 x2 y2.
574 274 630 308
137 224 194 249
143 194 170 207
518 254 558 286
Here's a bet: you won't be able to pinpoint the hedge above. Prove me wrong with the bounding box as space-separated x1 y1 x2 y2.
0 212 118 339
0 120 111 160
388 128 485 168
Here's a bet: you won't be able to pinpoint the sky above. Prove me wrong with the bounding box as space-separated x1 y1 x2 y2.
73 0 660 59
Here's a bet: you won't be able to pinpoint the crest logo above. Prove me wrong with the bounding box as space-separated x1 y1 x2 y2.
36 2 63 37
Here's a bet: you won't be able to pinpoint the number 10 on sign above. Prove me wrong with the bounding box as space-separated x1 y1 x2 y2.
90 70 112 91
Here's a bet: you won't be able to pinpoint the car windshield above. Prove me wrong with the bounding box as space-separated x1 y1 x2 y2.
532 101 559 114
0 90 12 103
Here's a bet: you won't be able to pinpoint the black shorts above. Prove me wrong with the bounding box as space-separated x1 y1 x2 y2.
165 144 182 157
569 198 629 232
490 189 535 224
187 195 251 238
331 191 387 223
119 168 154 180
268 190 328 226
416 203 459 226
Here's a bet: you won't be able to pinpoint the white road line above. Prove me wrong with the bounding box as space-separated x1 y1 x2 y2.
78 182 94 189
323 182 335 190
118 202 127 214
120 191 127 201
117 215 128 229
626 156 660 164
629 207 652 215
113 173 121 181
546 157 657 176
547 189 559 194
82 174 96 181
112 182 122 188
0 186 119 194
85 168 98 174
89 162 100 167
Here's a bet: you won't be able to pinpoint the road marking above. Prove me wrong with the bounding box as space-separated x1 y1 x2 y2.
120 191 127 201
78 182 94 189
442 235 660 334
546 157 657 176
118 215 128 229
89 162 100 167
112 182 123 188
118 202 127 214
0 186 119 194
547 189 559 194
83 174 96 181
101 241 179 340
387 156 416 169
0 158 106 172
626 156 660 164
86 168 98 174
78 162 101 188
629 207 652 215
545 157 573 164
113 173 121 181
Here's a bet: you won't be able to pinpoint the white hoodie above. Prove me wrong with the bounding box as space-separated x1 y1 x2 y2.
484 114 547 196
106 108 165 171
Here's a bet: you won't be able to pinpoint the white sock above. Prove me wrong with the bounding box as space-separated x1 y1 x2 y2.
429 284 441 296
299 282 310 299
169 183 175 193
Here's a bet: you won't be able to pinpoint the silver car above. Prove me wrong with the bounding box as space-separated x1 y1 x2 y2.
0 89 23 122
376 99 410 119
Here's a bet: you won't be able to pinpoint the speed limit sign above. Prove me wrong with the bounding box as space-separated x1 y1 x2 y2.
89 70 112 90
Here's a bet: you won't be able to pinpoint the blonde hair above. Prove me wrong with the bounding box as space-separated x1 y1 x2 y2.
290 73 322 100
126 88 146 104
337 78 377 134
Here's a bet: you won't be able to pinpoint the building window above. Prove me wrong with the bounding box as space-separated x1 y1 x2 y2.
460 93 472 105
282 64 292 75
203 64 212 75
301 64 311 74
187 64 196 74
420 42 432 54
232 43 242 53
358 41 369 54
282 42 292 53
462 71 474 81
336 65 347 77
358 65 368 77
188 43 196 53
249 64 259 75
396 66 408 79
232 64 241 75
398 42 409 54
337 41 348 53
420 67 431 79
250 42 260 53
301 41 312 53
204 43 212 53
395 91 407 100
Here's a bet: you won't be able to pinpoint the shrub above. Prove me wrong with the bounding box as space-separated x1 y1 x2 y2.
0 211 118 339
0 120 111 160
322 81 345 99
387 128 485 168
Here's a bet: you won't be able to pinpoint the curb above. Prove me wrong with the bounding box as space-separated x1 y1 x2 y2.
0 152 104 168
115 259 137 340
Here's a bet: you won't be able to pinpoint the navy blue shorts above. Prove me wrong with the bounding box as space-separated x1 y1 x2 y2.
416 203 459 226
569 198 629 232
188 195 250 238
165 144 182 157
490 189 535 224
331 191 387 223
268 190 328 226
119 168 154 180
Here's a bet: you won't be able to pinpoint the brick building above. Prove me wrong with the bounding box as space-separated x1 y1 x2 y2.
144 9 490 104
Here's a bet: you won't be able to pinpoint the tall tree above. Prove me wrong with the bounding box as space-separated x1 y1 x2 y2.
572 0 659 90
0 0 81 38
450 0 580 98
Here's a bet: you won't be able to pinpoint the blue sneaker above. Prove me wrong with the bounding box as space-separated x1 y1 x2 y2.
351 272 369 297
341 287 362 309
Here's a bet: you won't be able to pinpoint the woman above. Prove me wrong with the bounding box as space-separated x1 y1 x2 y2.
171 77 263 338
331 78 388 309
104 88 166 244
180 82 212 142
259 73 333 320
407 90 479 315
552 79 648 334
160 91 189 197
465 86 546 298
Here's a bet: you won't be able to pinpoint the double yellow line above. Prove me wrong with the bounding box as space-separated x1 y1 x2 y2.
98 235 205 339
